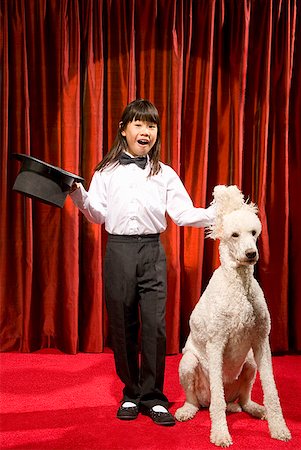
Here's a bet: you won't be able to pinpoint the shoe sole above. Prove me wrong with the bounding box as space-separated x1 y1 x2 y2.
117 416 138 420
140 410 175 426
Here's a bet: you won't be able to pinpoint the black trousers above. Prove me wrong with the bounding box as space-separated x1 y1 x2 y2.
104 233 169 409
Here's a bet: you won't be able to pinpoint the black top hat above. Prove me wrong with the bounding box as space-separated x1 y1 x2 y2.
11 153 85 208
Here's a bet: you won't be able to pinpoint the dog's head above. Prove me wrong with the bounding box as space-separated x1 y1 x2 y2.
207 185 262 267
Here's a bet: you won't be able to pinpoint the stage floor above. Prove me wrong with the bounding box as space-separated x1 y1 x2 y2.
0 351 300 449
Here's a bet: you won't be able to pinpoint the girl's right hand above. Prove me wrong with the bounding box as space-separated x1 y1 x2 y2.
70 182 81 193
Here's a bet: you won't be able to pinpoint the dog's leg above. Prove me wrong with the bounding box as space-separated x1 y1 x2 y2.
207 341 233 448
254 340 291 441
238 356 266 419
175 351 200 421
226 402 242 413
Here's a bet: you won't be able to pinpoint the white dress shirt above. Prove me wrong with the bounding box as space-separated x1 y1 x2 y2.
70 159 215 235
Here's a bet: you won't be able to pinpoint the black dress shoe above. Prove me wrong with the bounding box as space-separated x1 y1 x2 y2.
117 403 139 420
140 405 176 426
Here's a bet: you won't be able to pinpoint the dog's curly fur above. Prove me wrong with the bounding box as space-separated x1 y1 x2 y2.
175 185 291 447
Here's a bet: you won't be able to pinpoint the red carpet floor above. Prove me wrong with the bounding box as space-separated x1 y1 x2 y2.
0 350 300 449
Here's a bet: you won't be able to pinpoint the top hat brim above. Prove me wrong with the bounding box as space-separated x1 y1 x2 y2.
12 153 85 208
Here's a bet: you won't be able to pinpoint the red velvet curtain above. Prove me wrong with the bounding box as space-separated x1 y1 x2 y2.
1 0 300 354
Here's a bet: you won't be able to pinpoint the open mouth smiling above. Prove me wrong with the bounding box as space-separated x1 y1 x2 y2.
137 139 150 145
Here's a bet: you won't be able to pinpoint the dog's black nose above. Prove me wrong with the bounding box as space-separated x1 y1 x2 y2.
246 251 257 259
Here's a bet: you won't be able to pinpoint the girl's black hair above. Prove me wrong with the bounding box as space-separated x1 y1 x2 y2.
95 99 161 176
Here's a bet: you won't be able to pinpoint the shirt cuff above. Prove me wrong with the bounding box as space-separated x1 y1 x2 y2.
205 204 216 225
69 183 86 208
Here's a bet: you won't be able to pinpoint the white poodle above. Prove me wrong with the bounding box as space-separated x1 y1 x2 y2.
175 185 291 447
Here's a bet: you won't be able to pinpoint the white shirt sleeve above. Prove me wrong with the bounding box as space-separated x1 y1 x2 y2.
165 166 215 228
70 171 107 224
70 163 215 232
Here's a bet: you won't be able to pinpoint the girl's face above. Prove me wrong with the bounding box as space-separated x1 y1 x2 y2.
121 119 158 157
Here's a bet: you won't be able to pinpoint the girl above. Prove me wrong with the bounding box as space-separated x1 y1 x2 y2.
70 99 215 426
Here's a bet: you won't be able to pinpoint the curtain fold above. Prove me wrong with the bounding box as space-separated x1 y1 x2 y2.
289 4 301 351
1 0 300 354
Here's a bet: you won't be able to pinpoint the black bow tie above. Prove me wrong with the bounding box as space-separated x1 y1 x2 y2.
119 152 147 169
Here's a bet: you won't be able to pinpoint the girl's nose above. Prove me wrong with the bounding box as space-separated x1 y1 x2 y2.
141 127 150 135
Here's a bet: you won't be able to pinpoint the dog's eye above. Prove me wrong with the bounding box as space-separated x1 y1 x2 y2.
251 230 257 236
232 232 239 238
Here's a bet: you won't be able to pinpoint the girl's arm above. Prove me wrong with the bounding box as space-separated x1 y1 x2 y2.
165 167 215 228
70 171 107 225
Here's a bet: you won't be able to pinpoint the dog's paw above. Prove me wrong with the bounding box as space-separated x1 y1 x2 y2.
241 401 266 419
270 425 291 441
175 403 198 422
210 428 233 447
226 402 242 413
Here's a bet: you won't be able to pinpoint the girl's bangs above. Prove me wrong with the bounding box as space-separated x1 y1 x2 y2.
125 100 160 125
133 110 160 124
121 100 161 130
